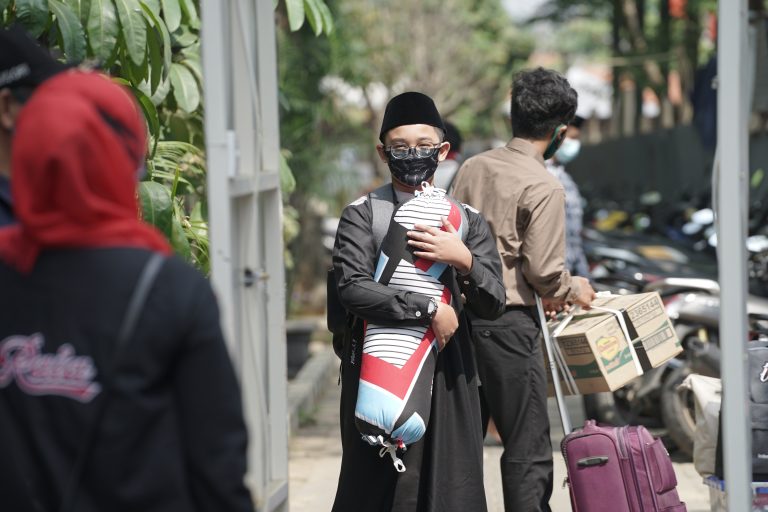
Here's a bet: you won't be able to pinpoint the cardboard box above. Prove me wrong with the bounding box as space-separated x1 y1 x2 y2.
590 292 683 369
546 308 641 395
544 292 682 396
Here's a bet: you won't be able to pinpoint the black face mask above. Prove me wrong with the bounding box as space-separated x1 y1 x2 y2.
386 152 440 187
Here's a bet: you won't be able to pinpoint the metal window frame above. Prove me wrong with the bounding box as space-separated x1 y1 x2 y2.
201 2 288 511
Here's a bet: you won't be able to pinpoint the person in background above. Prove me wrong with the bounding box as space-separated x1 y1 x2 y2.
452 68 596 512
545 115 590 277
0 71 254 512
0 26 67 226
433 120 463 190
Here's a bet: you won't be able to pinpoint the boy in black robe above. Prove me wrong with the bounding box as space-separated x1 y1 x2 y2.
331 92 506 512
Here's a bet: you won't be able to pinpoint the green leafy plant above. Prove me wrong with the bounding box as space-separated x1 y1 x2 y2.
141 140 208 272
1 0 206 264
277 0 334 36
2 0 332 275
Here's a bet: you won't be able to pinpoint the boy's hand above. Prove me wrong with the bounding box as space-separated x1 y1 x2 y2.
431 302 458 350
408 217 473 273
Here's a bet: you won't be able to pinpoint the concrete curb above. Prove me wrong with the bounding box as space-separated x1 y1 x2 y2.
287 342 339 434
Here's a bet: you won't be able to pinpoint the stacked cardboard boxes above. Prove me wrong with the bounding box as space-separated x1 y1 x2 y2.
545 292 683 396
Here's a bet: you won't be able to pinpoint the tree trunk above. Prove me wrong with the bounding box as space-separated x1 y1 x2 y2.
622 0 665 89
363 87 389 184
683 0 701 88
612 0 623 138
658 0 675 127
634 0 645 133
659 0 671 78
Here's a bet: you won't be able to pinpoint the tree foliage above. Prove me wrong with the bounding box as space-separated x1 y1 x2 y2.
275 0 536 313
532 0 614 21
3 0 202 135
275 0 340 314
328 0 534 157
278 0 334 35
536 0 718 123
2 0 333 277
277 0 535 232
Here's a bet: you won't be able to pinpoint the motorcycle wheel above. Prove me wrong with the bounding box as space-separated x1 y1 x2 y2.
582 381 662 427
660 366 696 457
583 392 635 425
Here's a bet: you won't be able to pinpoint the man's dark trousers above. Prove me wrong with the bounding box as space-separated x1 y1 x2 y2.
470 306 553 512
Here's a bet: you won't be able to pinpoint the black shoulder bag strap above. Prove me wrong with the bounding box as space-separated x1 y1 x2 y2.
59 253 165 512
327 184 395 336
328 184 396 359
369 183 396 248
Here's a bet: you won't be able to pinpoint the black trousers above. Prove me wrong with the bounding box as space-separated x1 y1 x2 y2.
470 306 553 512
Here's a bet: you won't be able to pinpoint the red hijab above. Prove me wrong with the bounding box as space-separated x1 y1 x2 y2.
0 71 171 273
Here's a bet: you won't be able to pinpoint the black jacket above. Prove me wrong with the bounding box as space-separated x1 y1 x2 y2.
0 248 253 512
332 188 505 512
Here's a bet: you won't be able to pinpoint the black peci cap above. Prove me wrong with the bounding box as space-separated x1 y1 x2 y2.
0 26 67 91
379 92 445 142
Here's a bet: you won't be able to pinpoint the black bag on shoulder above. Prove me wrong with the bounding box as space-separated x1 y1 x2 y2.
327 268 349 338
327 184 397 358
714 339 768 480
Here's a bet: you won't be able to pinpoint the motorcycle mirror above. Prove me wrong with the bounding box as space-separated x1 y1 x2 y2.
691 208 715 225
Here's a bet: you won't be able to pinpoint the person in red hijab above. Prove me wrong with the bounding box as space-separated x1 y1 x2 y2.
0 71 255 512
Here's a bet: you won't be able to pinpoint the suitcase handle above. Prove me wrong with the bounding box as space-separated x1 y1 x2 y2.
577 456 610 468
535 293 573 435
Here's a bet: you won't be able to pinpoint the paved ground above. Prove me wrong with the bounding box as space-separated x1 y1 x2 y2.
288 351 712 511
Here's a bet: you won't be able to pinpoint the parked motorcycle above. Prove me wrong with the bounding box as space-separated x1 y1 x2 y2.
652 284 768 456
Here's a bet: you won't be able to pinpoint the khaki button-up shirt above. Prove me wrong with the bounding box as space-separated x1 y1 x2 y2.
451 138 579 307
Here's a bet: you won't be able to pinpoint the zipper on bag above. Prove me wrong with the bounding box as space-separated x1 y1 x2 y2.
620 427 644 512
638 431 661 511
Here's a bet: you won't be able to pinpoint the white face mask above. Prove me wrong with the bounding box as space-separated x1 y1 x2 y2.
555 137 581 164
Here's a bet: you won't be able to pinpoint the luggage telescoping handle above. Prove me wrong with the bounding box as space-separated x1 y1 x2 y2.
535 293 573 436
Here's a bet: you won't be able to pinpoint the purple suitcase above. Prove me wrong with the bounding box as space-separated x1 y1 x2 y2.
534 295 686 512
561 420 687 512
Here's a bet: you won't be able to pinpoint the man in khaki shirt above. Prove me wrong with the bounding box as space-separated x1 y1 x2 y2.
452 68 595 512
